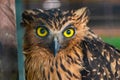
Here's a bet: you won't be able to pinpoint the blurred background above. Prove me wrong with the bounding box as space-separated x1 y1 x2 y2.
0 0 120 80
0 0 18 80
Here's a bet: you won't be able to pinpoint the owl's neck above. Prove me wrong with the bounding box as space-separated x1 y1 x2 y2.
25 43 85 80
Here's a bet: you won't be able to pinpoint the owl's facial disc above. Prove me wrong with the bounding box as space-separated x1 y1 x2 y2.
36 24 76 56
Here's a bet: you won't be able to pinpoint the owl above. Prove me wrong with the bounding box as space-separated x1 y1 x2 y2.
21 7 120 80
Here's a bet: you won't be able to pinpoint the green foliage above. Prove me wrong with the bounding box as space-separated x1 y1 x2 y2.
102 37 120 49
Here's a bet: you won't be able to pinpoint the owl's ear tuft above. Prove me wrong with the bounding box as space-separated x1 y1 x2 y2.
73 7 90 24
21 10 36 27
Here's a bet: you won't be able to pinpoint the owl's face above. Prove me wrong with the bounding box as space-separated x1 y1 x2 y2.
35 23 76 55
22 7 89 56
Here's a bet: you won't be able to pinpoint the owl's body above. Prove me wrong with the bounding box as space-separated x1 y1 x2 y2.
22 7 120 80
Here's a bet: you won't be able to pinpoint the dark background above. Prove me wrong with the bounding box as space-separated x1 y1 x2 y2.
22 0 120 28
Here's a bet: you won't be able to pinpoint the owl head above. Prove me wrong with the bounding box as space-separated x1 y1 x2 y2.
21 7 89 56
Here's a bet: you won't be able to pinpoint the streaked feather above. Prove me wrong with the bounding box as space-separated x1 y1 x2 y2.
22 7 120 80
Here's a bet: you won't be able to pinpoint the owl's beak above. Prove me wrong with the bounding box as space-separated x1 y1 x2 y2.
50 37 60 56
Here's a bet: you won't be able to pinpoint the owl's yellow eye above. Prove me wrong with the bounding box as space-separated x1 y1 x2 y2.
36 27 49 37
63 28 75 38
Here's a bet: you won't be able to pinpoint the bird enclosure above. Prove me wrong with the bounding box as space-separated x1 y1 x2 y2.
0 0 120 80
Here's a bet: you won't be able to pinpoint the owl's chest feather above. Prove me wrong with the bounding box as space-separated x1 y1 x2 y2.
25 46 84 80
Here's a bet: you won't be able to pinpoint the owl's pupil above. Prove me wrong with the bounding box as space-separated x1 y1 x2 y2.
40 29 45 33
67 30 71 34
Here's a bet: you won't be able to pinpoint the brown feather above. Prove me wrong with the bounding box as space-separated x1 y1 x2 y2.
22 7 120 80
